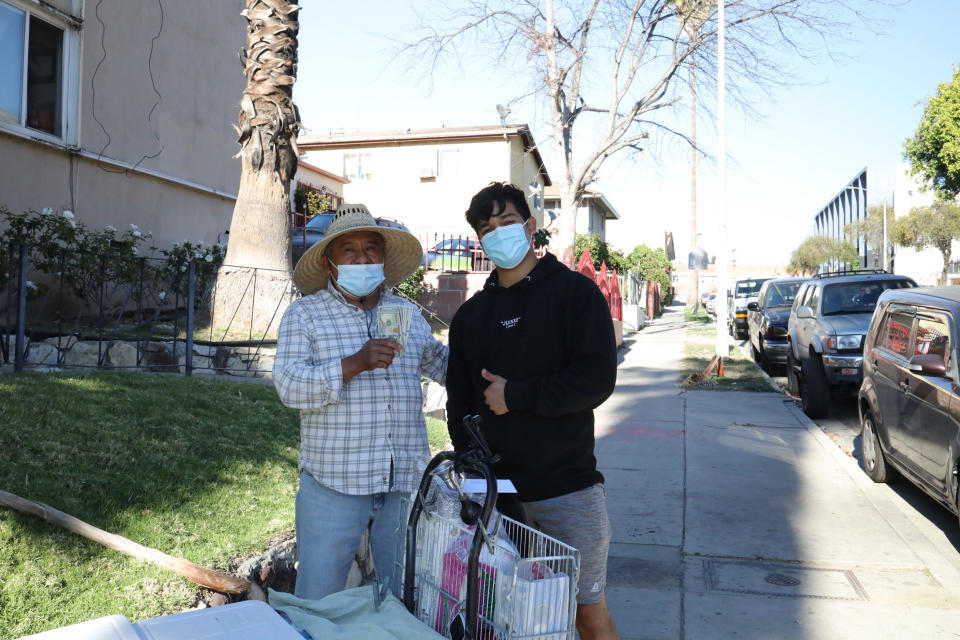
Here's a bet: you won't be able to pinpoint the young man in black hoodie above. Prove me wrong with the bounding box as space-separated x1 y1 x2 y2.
446 182 620 640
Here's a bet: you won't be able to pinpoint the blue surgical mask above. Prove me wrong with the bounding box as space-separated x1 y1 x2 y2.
481 222 531 269
332 262 385 297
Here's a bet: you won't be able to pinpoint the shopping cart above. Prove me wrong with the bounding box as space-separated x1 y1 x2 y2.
396 415 580 640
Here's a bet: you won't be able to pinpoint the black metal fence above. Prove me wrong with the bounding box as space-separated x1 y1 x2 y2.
1 242 297 377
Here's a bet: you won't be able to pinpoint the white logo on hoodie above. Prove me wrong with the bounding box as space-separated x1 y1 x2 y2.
501 316 521 329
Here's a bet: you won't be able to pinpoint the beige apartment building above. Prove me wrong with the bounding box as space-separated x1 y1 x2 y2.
297 124 552 242
543 185 620 242
0 0 245 250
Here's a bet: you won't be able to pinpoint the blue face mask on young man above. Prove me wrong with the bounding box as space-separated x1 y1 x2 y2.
481 221 531 269
332 262 385 298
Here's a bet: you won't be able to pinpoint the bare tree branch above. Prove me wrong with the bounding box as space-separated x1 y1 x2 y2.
399 0 897 263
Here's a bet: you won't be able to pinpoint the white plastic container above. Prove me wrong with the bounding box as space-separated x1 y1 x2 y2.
20 615 141 640
21 601 304 640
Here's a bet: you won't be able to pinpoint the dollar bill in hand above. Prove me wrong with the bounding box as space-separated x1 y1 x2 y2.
378 306 403 353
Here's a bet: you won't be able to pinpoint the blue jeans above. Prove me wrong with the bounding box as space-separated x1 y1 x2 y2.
294 470 403 600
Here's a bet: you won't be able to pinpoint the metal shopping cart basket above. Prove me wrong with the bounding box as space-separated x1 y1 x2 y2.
395 416 580 640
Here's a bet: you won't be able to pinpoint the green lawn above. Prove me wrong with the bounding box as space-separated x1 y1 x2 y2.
427 255 473 271
684 305 712 322
426 416 451 451
0 373 450 638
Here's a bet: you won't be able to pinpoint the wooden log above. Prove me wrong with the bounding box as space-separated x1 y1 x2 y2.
0 489 252 596
701 354 722 378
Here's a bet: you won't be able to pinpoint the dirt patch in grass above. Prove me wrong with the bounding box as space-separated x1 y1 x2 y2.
681 327 777 392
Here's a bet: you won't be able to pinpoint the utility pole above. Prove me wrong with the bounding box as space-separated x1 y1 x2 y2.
677 0 709 312
715 0 728 358
882 199 889 271
688 44 699 311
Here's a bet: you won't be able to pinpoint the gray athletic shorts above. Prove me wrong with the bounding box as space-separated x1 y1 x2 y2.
521 483 611 605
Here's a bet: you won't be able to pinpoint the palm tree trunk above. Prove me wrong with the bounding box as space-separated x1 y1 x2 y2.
213 0 301 336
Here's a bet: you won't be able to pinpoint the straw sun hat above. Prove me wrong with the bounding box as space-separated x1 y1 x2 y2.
293 204 423 295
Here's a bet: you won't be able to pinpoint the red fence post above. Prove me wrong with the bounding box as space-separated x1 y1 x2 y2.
598 261 611 312
577 249 597 281
610 269 622 321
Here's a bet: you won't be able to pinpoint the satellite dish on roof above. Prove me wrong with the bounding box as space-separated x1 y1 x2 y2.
496 104 511 125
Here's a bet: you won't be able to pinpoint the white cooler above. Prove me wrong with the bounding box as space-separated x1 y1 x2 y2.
21 601 305 640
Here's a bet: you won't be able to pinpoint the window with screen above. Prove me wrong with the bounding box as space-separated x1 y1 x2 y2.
343 152 374 180
0 2 68 137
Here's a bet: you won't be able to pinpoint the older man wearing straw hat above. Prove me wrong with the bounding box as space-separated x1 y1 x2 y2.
273 204 448 600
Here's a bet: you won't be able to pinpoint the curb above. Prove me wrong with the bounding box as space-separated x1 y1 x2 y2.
733 339 785 394
781 379 960 593
734 338 960 592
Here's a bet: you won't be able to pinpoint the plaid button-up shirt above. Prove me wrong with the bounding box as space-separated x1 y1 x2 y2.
273 283 448 495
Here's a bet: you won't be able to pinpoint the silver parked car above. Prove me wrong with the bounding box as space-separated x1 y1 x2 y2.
787 271 916 418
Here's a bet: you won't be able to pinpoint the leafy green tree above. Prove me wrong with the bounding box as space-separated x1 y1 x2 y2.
627 244 673 304
574 233 628 271
532 228 553 250
844 203 895 268
575 233 602 268
788 235 860 275
293 185 332 219
394 267 426 302
904 66 960 200
892 199 960 286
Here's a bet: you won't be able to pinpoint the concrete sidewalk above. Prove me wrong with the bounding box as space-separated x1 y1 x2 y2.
598 305 960 639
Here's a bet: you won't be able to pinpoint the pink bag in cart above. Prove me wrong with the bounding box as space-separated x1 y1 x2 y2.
434 527 518 635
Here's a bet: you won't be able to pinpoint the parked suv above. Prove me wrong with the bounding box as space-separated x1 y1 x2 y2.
728 277 770 339
787 271 916 418
747 277 806 372
859 287 960 528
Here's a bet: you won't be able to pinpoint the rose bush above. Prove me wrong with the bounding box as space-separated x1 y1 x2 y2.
0 206 225 310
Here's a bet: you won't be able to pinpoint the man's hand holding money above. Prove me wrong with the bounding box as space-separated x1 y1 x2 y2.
341 338 402 382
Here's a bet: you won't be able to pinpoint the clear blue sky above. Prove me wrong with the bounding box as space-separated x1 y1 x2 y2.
294 0 959 266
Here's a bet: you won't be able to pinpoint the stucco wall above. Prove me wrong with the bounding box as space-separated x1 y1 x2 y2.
0 134 235 245
894 243 960 286
509 139 546 228
890 165 954 285
550 199 601 239
0 0 245 251
43 0 75 14
294 172 345 201
78 0 244 193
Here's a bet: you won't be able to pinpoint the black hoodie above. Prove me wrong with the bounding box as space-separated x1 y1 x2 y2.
445 252 618 502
